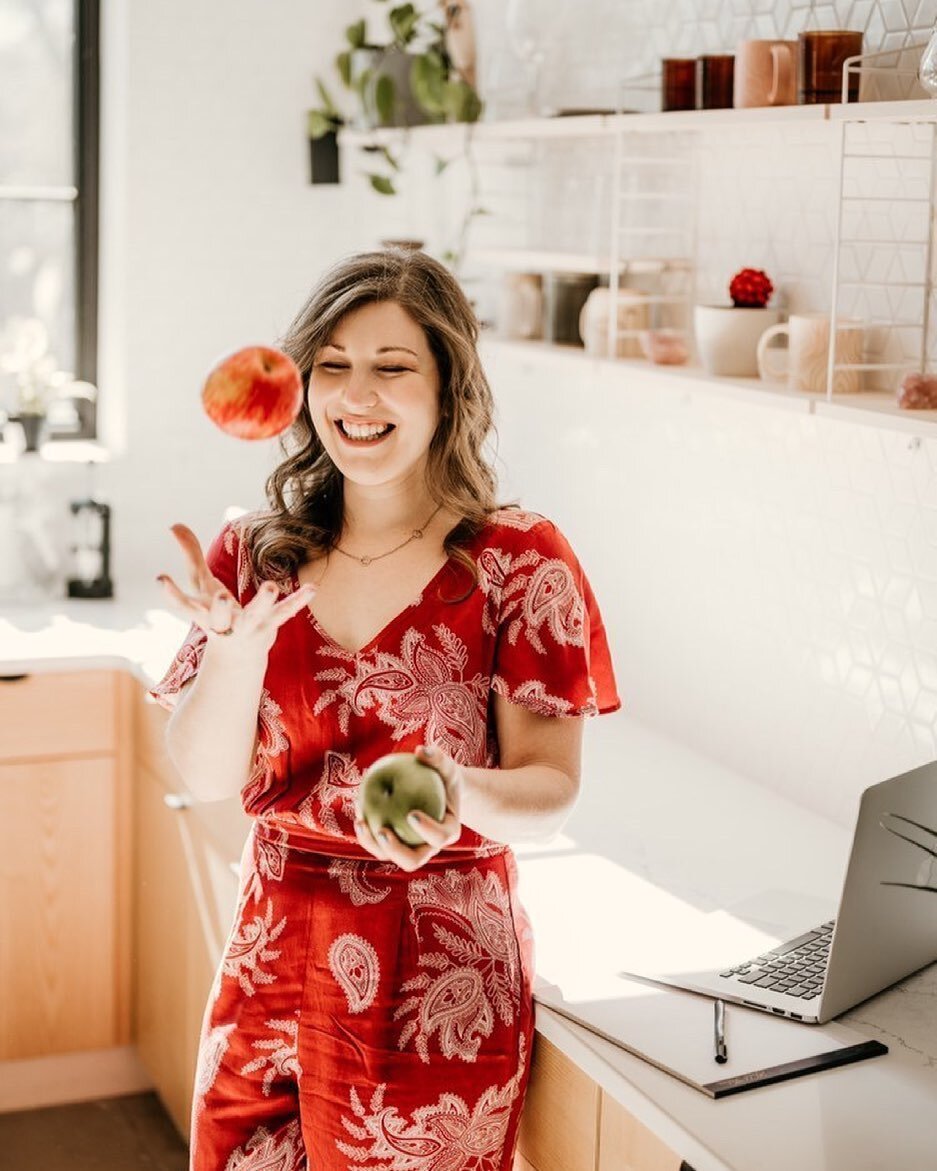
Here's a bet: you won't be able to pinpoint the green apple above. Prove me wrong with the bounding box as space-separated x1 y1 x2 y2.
358 753 446 847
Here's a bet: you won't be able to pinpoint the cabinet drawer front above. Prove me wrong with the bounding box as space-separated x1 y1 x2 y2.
598 1091 681 1171
0 756 118 1058
0 671 116 759
517 1036 599 1171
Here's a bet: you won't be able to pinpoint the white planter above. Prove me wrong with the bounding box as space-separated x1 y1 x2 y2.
694 304 781 377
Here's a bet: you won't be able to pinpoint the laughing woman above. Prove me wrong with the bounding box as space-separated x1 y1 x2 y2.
152 247 620 1171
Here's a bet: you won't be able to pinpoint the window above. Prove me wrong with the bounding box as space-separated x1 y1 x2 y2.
0 0 99 440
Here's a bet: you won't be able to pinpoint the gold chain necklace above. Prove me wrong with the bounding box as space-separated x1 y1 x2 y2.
333 503 443 567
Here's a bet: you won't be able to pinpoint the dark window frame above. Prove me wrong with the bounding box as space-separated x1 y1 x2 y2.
1 0 100 443
71 0 100 439
75 0 100 395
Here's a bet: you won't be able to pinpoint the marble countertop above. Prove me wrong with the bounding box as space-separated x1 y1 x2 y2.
3 599 936 1170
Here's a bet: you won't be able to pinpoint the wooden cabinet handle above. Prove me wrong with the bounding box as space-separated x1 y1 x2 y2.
163 791 193 811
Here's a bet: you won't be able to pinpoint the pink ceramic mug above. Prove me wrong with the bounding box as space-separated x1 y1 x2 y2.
734 39 797 107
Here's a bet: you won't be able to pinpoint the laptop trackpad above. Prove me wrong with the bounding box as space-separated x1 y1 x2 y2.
724 889 838 938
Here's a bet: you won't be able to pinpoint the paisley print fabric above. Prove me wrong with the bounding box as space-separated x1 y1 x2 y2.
150 508 619 1170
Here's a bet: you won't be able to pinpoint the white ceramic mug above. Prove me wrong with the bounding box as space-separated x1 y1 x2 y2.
694 304 781 377
734 39 797 107
757 314 865 394
579 287 650 358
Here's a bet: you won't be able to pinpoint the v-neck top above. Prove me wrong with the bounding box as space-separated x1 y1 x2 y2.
150 506 621 858
289 557 454 659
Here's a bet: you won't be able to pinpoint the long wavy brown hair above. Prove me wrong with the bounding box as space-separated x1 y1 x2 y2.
240 248 513 593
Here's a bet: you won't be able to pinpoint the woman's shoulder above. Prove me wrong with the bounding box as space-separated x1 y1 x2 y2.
479 505 554 538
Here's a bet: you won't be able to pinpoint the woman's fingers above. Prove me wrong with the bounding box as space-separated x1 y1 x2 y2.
354 816 390 861
407 810 459 847
415 744 461 807
157 573 211 626
170 523 215 594
206 588 235 634
272 584 316 625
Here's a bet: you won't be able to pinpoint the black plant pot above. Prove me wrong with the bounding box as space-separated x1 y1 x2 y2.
309 131 340 185
11 413 46 453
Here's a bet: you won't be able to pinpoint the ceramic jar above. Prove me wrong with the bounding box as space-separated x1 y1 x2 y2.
578 287 650 358
496 273 543 340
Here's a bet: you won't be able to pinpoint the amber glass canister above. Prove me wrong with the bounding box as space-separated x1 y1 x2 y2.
661 58 696 111
696 54 735 109
798 30 863 103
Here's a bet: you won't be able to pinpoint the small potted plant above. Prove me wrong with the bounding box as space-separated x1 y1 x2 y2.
0 316 97 453
694 267 780 377
307 80 343 185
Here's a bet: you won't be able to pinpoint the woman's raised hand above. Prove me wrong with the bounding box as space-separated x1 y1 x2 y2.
157 523 314 650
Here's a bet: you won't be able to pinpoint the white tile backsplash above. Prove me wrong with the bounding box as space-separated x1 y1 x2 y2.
474 0 934 117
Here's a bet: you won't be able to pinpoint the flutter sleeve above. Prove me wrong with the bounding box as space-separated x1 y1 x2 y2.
147 520 244 711
490 517 621 718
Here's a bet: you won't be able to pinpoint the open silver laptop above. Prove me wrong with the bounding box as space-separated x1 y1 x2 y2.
628 761 937 1024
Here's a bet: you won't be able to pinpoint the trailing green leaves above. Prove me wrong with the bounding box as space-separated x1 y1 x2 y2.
410 50 447 117
374 74 397 126
388 3 419 47
345 19 366 49
307 109 337 139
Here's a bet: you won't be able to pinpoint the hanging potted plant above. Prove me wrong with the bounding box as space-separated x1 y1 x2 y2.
305 3 482 212
307 79 343 185
694 267 781 377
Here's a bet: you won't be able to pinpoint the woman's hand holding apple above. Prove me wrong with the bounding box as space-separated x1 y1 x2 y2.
354 744 464 872
157 523 314 653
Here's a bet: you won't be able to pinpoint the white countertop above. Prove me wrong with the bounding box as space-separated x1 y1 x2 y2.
3 598 936 1170
514 715 937 1171
0 595 190 689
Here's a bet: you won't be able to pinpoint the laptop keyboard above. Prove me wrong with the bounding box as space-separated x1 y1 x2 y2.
718 920 835 1000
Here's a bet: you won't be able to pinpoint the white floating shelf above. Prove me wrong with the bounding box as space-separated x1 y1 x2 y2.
468 249 693 275
479 336 937 438
831 99 937 122
337 98 936 152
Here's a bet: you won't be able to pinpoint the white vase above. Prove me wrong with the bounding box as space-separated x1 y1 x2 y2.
694 304 781 377
578 287 649 358
496 272 543 340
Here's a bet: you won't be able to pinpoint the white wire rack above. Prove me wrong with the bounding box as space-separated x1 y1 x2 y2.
828 113 937 399
604 127 698 357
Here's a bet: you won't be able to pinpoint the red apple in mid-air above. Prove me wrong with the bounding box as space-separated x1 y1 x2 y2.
357 753 447 847
201 345 303 439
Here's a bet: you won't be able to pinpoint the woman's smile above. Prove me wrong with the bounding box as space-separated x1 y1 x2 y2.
335 417 397 445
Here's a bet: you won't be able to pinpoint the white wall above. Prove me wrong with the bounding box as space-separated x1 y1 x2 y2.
483 340 937 830
97 0 374 591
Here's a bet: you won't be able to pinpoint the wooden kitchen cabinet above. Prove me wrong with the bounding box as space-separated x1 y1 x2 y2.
514 1035 683 1171
0 670 131 1062
132 690 248 1138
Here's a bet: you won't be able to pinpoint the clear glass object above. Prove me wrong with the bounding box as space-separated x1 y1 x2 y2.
505 0 547 116
919 26 937 97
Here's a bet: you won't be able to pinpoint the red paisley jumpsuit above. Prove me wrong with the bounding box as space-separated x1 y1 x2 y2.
150 506 620 1171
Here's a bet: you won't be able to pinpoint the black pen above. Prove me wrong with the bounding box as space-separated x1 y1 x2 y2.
714 999 728 1064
